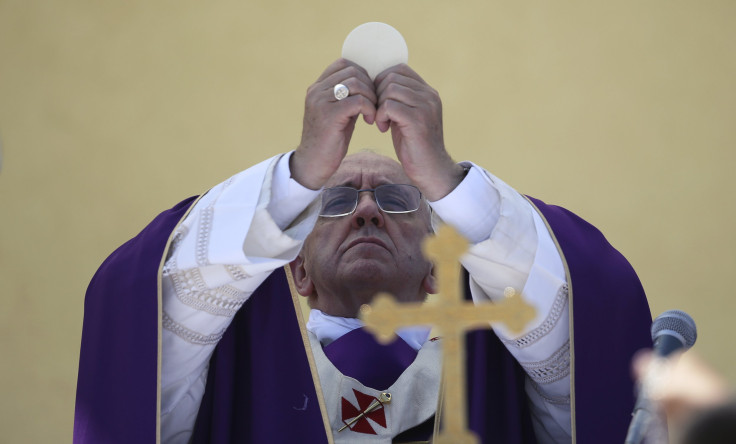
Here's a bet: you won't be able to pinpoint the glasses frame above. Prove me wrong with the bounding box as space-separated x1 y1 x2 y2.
319 184 423 218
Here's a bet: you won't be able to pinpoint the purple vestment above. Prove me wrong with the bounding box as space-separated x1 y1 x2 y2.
74 195 651 443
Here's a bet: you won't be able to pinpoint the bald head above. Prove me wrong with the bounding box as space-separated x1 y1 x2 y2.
328 151 407 183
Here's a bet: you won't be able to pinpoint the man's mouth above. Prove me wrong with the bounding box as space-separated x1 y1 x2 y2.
345 237 389 252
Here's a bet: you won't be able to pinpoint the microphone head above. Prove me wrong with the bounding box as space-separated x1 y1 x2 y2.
651 310 697 352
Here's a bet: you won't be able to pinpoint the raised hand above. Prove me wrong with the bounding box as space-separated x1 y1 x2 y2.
374 64 466 201
291 59 378 190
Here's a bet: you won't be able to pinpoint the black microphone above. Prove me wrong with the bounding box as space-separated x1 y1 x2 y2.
624 310 697 444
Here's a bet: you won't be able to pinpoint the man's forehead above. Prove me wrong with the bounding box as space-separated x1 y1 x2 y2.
327 152 409 187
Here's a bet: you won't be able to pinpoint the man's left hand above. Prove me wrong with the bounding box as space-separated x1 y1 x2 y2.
374 64 466 201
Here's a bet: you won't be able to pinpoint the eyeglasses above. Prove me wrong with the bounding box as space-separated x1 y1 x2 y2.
319 184 423 217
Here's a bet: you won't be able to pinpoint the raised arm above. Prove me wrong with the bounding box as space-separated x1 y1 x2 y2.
161 59 380 443
375 63 571 442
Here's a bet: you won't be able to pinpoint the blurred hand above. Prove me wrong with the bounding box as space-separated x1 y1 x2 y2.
633 350 730 425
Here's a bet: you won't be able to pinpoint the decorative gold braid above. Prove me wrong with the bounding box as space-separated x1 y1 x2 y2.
283 264 335 444
156 194 205 444
523 196 576 443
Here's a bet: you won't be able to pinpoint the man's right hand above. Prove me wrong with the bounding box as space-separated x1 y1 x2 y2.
291 59 377 190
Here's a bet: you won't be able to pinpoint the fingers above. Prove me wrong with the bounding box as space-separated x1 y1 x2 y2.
321 64 377 103
631 350 731 425
374 63 427 88
315 58 369 83
302 58 379 137
310 61 433 131
374 91 440 134
294 59 379 189
304 86 376 126
631 349 654 380
373 65 440 132
374 64 427 99
313 59 378 123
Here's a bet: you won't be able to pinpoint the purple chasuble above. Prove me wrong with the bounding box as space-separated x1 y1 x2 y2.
74 195 651 444
74 197 325 443
75 197 197 443
525 197 652 442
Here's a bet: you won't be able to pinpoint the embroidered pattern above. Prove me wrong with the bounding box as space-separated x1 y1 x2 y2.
166 257 249 317
225 264 252 281
162 311 226 345
520 339 571 384
502 284 568 349
528 379 571 405
195 205 214 266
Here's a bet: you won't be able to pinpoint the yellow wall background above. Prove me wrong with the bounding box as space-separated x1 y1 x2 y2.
1 1 734 441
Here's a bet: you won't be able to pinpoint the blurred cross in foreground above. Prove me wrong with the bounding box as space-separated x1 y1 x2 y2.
360 225 536 444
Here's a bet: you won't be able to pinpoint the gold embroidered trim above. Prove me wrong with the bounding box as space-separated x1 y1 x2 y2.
524 196 576 443
284 265 335 444
155 195 205 444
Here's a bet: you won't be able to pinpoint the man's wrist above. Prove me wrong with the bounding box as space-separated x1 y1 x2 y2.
289 149 326 191
421 162 468 201
428 163 501 244
268 152 322 230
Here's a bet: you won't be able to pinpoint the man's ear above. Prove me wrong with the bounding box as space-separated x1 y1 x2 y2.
421 262 438 294
289 254 314 297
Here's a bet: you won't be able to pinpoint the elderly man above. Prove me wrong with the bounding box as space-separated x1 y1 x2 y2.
75 60 652 444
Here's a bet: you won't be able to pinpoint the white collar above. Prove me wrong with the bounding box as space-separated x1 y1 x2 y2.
306 309 431 351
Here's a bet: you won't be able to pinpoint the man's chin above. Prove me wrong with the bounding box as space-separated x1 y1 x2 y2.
337 260 399 291
340 261 392 284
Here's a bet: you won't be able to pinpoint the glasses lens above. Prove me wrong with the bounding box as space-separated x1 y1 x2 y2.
375 184 421 213
320 187 358 216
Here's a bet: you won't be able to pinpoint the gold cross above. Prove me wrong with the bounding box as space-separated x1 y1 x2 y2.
360 225 536 444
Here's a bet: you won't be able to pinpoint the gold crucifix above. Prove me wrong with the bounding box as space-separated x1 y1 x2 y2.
360 225 537 444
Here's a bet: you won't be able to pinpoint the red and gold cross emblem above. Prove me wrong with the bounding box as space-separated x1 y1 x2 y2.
340 389 391 434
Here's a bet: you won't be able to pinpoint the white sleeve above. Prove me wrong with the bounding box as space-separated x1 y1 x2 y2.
429 162 571 444
160 152 321 443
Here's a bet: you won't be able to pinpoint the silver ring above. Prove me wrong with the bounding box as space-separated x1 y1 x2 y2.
333 83 349 101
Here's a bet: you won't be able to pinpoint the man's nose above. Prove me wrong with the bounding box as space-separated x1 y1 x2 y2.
351 192 385 228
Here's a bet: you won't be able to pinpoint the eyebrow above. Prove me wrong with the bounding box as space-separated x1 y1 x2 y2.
333 180 360 188
331 178 400 188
